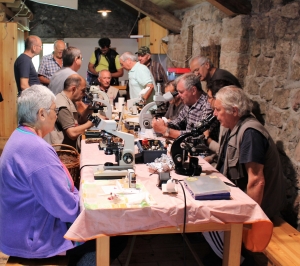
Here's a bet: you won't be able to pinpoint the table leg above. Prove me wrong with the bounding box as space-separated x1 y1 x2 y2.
223 223 243 266
96 236 110 266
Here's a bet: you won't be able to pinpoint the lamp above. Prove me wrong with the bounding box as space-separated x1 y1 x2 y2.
97 8 111 17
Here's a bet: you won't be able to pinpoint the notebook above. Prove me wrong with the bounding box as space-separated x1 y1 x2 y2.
184 175 231 200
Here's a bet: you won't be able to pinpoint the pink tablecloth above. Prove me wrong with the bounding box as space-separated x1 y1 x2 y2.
65 141 273 252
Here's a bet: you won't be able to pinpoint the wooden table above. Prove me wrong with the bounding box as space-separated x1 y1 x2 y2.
65 141 273 266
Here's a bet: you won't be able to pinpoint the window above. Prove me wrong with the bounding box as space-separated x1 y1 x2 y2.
32 43 56 71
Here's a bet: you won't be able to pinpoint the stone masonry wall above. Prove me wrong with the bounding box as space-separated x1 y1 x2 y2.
168 0 300 228
26 0 138 38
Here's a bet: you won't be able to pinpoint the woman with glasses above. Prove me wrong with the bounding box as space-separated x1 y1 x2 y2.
0 84 81 260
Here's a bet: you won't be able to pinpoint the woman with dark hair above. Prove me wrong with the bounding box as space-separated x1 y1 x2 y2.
203 79 235 163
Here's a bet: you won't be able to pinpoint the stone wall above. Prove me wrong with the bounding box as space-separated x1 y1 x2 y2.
168 0 300 228
26 0 138 38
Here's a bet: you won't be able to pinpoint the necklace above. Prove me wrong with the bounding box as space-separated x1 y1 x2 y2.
20 124 37 135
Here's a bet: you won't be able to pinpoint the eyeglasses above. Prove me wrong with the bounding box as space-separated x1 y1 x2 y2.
77 56 83 61
45 107 59 114
192 63 205 74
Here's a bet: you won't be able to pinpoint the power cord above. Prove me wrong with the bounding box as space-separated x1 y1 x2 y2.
79 164 102 171
171 178 188 265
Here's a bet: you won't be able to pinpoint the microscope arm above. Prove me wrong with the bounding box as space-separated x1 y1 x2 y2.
139 102 156 129
92 98 112 119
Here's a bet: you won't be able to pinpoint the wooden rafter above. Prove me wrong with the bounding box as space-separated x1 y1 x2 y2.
206 0 252 15
120 0 181 33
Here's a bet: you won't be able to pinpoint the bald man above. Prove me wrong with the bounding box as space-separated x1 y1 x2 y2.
14 35 42 96
53 74 94 149
38 40 66 86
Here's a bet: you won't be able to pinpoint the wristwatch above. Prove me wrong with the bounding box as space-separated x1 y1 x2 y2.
164 127 170 137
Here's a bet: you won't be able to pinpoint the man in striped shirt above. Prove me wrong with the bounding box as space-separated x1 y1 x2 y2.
136 46 168 93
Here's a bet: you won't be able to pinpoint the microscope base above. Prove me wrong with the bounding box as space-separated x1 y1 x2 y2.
175 166 202 176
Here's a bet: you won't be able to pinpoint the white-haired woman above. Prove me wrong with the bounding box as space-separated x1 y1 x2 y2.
0 85 127 265
0 85 82 260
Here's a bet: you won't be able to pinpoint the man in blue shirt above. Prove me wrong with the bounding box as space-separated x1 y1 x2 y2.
14 35 42 96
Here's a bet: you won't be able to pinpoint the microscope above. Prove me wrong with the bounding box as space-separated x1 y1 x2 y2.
139 84 178 129
88 115 135 176
85 86 112 119
170 114 217 176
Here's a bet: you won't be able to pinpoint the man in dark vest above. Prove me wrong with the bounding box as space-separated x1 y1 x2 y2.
87 38 123 86
203 85 285 264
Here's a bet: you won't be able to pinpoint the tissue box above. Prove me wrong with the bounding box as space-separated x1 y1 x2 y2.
136 140 167 163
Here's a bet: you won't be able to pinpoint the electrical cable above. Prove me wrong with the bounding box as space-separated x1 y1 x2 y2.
79 164 102 171
171 178 188 265
127 11 140 37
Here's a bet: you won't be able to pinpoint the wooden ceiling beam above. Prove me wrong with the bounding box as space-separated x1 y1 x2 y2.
120 0 181 33
0 3 15 18
207 0 251 15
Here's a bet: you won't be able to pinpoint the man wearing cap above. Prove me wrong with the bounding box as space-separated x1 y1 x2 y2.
119 52 156 104
136 46 168 93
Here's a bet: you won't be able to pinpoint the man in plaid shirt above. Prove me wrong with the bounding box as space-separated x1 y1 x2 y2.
152 73 212 139
38 40 66 86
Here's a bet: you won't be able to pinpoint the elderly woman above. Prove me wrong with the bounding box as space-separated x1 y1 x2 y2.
0 85 127 265
0 85 81 260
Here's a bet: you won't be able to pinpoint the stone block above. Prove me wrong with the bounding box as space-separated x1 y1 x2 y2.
222 16 249 38
245 77 260 95
265 123 279 140
251 16 269 39
292 90 300 112
281 2 300 19
248 57 257 75
266 106 283 128
256 56 272 77
294 140 300 162
260 78 274 100
273 89 290 109
271 54 289 81
275 18 288 38
251 40 261 57
261 38 275 58
287 20 300 35
282 119 297 139
291 53 300 80
221 38 249 54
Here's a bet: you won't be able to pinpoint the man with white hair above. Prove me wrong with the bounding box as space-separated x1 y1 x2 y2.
119 52 156 103
38 40 66 86
204 85 285 263
97 70 120 104
189 56 241 87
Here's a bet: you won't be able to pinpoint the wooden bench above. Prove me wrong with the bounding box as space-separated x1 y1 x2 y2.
263 216 300 266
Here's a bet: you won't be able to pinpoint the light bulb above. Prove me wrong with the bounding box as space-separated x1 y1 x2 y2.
102 11 107 16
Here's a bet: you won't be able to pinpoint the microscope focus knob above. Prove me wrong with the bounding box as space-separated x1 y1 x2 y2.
123 153 134 164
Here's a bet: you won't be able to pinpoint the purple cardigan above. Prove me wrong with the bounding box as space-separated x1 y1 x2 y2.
0 126 80 258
